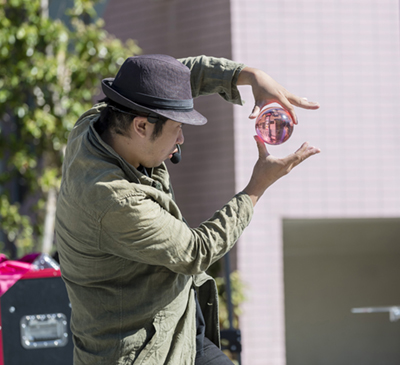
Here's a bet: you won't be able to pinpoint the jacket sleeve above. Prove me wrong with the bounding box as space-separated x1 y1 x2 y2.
99 191 253 275
178 55 246 105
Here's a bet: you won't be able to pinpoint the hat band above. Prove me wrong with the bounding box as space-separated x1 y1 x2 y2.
112 83 193 110
133 92 193 110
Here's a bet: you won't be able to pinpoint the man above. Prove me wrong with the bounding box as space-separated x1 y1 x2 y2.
56 54 320 365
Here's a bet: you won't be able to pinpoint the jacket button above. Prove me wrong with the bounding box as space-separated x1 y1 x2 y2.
153 182 162 190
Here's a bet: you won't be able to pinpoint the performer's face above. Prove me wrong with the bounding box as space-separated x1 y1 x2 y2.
144 119 184 168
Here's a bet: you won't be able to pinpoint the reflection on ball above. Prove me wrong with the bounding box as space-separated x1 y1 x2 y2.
255 107 294 145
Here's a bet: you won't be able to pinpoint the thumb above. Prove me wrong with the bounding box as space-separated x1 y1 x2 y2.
254 135 269 158
249 104 262 119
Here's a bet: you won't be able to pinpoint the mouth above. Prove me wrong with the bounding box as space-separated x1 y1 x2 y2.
168 147 177 159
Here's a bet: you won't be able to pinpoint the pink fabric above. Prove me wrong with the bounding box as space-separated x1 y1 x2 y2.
0 253 40 297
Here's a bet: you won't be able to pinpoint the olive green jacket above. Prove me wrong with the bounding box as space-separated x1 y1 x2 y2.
55 56 254 365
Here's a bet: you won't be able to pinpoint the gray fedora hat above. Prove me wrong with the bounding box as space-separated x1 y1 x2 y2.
101 54 207 126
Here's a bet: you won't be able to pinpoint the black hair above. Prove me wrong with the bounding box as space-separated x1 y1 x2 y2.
96 97 167 140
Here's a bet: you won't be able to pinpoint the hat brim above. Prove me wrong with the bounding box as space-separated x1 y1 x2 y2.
101 78 207 126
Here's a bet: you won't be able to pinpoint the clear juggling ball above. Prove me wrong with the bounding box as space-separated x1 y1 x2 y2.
255 106 294 145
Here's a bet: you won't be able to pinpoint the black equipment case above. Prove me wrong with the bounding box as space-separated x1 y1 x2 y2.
0 269 73 365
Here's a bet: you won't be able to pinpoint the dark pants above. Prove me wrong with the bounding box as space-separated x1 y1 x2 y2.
195 337 234 365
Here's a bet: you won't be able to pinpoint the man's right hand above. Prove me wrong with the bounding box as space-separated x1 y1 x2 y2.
243 136 321 206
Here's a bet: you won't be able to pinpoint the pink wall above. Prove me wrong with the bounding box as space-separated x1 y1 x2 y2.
232 0 400 363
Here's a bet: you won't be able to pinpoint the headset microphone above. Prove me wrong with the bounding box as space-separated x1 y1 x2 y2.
170 144 181 164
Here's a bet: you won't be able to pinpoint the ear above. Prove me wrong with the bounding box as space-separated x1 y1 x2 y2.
131 116 151 138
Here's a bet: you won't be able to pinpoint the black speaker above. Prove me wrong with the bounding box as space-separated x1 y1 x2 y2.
0 271 73 365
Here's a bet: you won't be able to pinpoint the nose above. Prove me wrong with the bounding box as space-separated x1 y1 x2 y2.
177 128 184 145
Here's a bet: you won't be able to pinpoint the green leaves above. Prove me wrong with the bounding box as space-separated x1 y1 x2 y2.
0 0 141 256
215 271 247 330
0 195 34 252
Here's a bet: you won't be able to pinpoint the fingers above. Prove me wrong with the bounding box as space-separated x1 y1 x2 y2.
279 142 321 173
250 96 299 125
275 94 319 125
249 104 261 119
250 93 319 125
275 98 298 125
253 136 320 167
250 98 298 125
253 135 270 158
245 139 320 203
288 95 320 110
293 142 321 164
296 141 321 156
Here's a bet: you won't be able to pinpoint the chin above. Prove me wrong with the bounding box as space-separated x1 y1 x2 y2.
149 161 164 168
